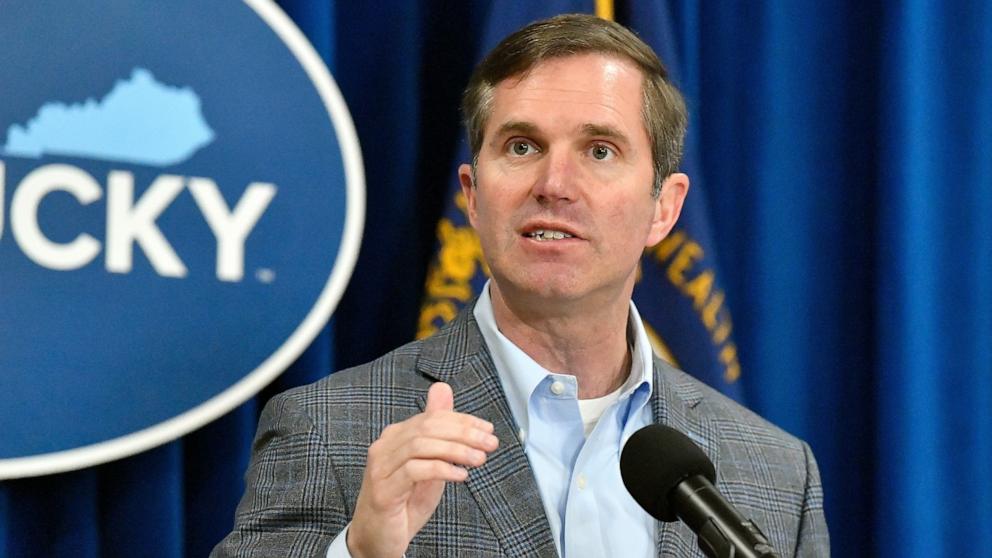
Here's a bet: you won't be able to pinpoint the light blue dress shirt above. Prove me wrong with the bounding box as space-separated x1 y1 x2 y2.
473 284 656 557
328 283 656 557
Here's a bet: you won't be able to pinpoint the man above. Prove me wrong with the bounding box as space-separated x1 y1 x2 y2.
214 14 829 558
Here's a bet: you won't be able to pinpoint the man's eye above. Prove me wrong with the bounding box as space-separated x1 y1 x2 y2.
509 141 536 156
590 144 615 160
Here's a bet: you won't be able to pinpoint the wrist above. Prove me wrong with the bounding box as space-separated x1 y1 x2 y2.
345 524 366 558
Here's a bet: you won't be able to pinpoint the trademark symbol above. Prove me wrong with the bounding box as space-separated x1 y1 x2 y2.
254 268 275 284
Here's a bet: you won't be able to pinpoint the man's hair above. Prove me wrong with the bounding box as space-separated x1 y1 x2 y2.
462 13 688 197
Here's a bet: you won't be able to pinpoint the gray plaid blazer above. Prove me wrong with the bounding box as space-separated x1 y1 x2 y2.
213 305 829 557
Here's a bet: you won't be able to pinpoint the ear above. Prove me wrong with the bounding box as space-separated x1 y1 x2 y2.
646 172 689 247
458 163 479 228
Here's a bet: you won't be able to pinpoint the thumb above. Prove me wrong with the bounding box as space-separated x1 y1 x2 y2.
425 382 454 413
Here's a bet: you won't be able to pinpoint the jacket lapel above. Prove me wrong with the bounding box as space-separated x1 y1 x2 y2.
650 356 722 557
416 307 559 558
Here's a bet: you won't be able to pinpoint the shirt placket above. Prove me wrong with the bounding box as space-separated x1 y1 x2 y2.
562 390 627 558
528 374 583 555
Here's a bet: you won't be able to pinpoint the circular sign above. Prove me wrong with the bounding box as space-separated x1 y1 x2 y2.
0 0 364 478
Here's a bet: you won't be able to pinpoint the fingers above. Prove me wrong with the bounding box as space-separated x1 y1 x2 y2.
364 382 499 491
387 396 498 458
367 431 493 506
405 411 496 447
392 437 488 469
370 409 499 479
391 458 470 486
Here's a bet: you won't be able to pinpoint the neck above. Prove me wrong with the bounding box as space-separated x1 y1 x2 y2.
489 282 633 399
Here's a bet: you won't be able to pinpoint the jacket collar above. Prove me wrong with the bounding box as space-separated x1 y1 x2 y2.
650 356 723 555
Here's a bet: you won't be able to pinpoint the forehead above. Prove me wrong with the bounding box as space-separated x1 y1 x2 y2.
485 53 647 142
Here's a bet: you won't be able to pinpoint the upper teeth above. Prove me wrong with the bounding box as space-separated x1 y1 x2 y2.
529 229 572 240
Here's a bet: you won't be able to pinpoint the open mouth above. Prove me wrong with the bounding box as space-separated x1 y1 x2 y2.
525 229 575 241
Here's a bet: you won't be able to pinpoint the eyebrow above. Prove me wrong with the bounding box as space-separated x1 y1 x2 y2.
581 123 629 145
489 120 631 146
493 121 539 138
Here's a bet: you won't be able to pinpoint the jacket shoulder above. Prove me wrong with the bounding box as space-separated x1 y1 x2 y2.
654 358 829 555
276 338 434 432
655 357 806 453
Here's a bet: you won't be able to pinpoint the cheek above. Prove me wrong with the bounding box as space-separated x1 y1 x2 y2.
472 206 513 253
605 194 651 225
602 200 655 247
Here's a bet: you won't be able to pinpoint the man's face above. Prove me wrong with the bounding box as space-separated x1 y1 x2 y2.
460 53 687 307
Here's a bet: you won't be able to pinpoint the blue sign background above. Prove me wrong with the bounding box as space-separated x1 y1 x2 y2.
0 1 363 470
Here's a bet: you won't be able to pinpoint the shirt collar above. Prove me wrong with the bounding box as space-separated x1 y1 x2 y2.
473 280 654 434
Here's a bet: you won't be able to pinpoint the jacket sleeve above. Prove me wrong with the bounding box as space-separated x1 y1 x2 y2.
211 392 350 558
794 441 830 557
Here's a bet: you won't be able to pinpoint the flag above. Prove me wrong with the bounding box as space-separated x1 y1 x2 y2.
623 1 744 400
419 0 744 401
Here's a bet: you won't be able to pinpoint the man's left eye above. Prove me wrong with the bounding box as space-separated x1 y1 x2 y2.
590 144 615 160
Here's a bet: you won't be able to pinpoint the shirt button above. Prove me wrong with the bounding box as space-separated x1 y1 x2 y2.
550 381 565 395
518 429 527 443
577 474 587 490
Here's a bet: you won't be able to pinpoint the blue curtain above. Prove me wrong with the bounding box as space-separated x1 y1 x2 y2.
874 2 992 553
686 2 992 555
2 2 989 557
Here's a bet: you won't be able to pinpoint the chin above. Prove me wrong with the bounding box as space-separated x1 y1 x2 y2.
502 272 586 302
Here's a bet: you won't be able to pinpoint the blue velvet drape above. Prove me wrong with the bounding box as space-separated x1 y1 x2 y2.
1 2 988 556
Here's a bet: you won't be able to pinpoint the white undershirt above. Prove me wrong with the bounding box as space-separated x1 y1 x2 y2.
576 358 638 436
577 388 621 436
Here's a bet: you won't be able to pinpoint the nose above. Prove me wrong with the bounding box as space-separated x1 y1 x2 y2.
532 149 578 205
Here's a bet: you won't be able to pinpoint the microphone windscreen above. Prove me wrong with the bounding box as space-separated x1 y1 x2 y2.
620 424 716 522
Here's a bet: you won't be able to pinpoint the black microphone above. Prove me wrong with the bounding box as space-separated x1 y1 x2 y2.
620 424 781 558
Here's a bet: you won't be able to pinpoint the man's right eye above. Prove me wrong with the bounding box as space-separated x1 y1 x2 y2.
508 141 537 156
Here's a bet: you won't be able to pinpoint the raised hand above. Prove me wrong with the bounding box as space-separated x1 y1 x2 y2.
346 382 499 558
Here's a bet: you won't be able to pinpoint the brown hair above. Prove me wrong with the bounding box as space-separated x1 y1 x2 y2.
462 13 688 197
